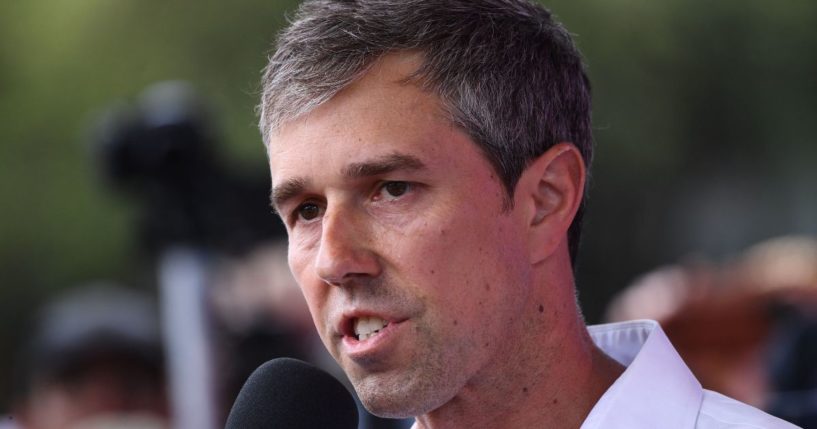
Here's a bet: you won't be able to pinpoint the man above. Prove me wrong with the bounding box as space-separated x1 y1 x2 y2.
258 0 799 427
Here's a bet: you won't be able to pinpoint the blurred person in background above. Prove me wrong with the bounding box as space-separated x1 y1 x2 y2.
607 235 817 427
8 284 168 429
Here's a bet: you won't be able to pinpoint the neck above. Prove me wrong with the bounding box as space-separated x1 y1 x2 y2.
414 261 624 429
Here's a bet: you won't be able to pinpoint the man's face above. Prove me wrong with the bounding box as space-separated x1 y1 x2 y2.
268 54 534 417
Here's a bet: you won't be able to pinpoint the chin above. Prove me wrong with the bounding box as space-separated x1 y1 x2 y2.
360 391 434 419
354 372 456 419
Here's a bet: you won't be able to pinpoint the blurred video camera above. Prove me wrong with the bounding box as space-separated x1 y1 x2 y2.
91 81 284 255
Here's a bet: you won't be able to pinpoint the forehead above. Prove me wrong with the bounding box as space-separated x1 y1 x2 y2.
266 53 459 174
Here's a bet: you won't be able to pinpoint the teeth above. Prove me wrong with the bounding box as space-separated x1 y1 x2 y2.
354 316 388 340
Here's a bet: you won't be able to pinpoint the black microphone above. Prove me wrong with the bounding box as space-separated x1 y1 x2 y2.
225 357 359 429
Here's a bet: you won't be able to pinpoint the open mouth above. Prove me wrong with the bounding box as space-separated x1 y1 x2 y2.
353 316 390 341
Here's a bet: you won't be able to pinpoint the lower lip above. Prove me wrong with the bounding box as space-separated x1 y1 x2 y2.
342 320 406 360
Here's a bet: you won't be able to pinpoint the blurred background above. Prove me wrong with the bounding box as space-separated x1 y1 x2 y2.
0 0 815 427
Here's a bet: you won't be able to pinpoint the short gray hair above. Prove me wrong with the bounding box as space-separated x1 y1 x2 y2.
259 0 593 265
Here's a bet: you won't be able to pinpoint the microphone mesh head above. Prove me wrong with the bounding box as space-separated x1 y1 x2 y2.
226 357 359 429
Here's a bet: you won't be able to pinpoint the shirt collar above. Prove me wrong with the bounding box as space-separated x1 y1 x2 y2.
581 320 703 429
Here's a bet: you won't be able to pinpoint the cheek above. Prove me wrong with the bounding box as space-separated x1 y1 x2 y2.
409 213 527 311
287 228 321 280
399 216 500 296
286 242 307 286
287 241 324 314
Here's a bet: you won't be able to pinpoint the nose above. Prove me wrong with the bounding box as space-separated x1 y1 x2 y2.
315 207 380 286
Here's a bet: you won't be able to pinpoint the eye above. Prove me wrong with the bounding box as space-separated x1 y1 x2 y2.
377 181 411 200
295 202 321 222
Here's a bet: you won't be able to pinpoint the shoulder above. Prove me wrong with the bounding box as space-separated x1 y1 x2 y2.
697 390 801 429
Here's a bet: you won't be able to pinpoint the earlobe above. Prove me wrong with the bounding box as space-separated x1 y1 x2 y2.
518 143 586 264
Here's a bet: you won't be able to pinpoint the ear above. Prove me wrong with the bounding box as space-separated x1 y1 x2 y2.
515 143 586 264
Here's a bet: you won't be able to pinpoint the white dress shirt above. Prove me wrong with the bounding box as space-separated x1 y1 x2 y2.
582 319 800 428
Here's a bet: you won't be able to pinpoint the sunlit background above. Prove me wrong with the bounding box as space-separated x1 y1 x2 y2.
1 0 815 426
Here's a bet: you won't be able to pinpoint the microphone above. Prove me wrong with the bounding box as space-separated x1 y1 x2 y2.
225 357 359 429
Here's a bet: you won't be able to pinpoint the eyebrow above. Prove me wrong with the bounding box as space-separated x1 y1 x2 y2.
270 153 427 213
342 153 426 178
270 176 309 214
